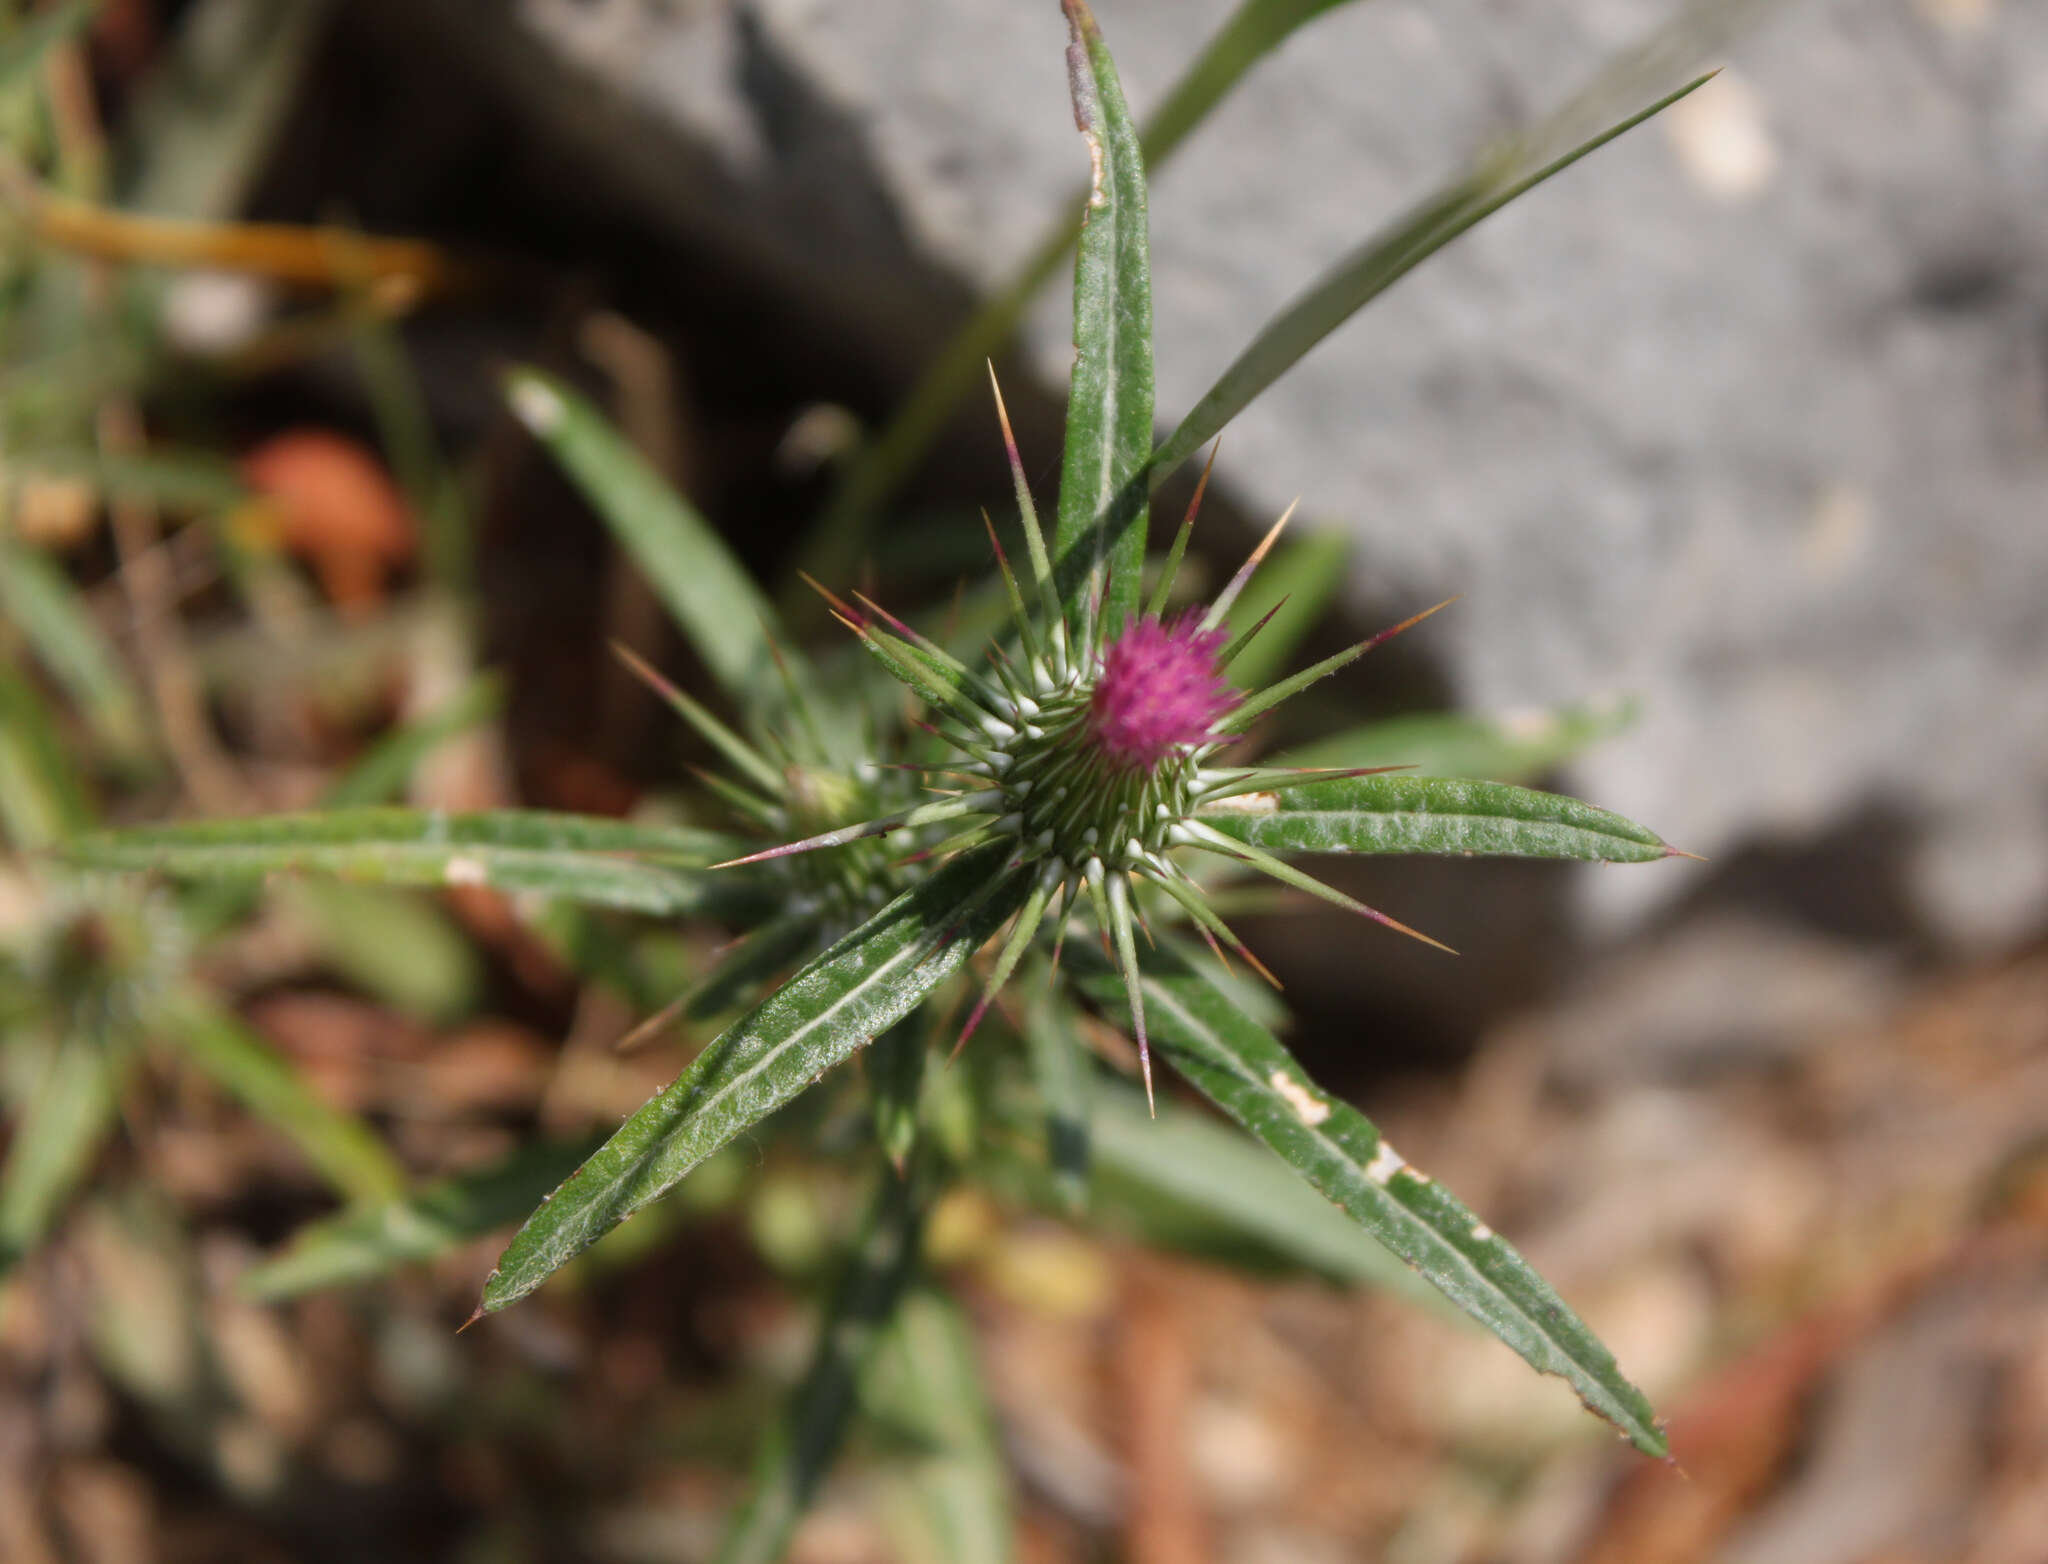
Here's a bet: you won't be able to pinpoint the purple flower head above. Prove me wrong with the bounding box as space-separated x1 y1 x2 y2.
1087 614 1239 772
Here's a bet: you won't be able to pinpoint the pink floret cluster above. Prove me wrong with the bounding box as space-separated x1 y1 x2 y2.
1087 614 1239 772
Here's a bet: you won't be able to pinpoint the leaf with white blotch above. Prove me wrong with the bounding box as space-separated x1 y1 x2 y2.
1089 1086 1449 1312
1052 0 1154 639
63 809 758 918
1077 947 1666 1456
481 848 1031 1313
1198 774 1677 862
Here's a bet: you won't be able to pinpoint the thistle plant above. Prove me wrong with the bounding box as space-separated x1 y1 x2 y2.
759 392 1461 1114
51 0 1741 1552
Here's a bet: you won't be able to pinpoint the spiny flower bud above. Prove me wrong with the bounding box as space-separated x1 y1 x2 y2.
1087 615 1238 772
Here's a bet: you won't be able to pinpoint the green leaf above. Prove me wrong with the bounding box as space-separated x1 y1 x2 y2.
716 1165 928 1564
1082 949 1666 1456
1216 528 1350 691
279 880 482 1024
481 847 1032 1313
504 368 786 709
0 1030 122 1274
1022 972 1092 1215
867 1014 929 1174
0 535 152 763
240 1138 601 1301
160 996 405 1205
864 1288 1015 1564
63 808 756 917
1150 66 1718 485
0 664 95 848
1275 697 1638 784
1090 1086 1449 1312
119 0 331 220
0 0 95 98
1197 773 1674 862
1053 0 1154 639
5 447 249 513
788 0 1378 597
320 673 504 807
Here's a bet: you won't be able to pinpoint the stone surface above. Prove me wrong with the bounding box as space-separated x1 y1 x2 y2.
460 0 2048 940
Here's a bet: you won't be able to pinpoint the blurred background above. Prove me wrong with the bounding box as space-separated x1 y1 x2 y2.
2 0 2045 1560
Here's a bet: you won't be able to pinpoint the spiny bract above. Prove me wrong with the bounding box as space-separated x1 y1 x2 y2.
717 369 1453 1110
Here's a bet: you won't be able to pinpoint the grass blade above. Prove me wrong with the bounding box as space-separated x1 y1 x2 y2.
0 664 95 848
505 368 790 711
1022 978 1092 1215
1274 697 1638 783
1151 30 1737 484
714 1165 928 1564
481 848 1032 1313
320 673 504 807
0 1 94 98
867 1014 929 1173
1053 0 1154 640
865 1287 1015 1564
1214 528 1349 690
0 535 152 764
1196 773 1676 862
1083 948 1667 1455
0 1030 122 1274
787 0 1378 599
161 995 405 1205
63 808 758 918
240 1138 601 1301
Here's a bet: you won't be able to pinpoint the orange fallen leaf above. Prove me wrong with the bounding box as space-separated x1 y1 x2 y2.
241 430 414 615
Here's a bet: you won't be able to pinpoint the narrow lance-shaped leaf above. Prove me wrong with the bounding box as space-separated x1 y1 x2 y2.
481 847 1032 1313
320 673 505 808
0 1030 123 1275
1151 12 1745 485
161 996 406 1205
64 808 759 918
716 1164 930 1564
1196 773 1678 862
1273 696 1638 784
863 1287 1016 1564
1022 974 1092 1215
0 665 95 849
1213 528 1349 690
240 1138 602 1302
0 0 95 97
504 368 794 714
1053 0 1155 640
867 1014 928 1174
1079 947 1666 1456
1087 1085 1451 1311
0 535 153 763
786 0 1378 599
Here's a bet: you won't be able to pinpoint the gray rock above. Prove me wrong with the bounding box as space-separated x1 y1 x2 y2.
451 0 2048 941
